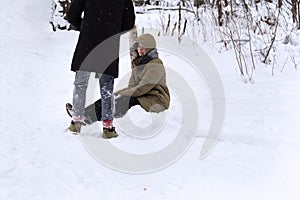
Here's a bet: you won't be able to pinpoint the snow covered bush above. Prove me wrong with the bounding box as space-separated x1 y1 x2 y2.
50 0 71 31
49 0 300 79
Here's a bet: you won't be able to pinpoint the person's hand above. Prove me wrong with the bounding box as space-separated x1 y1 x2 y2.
114 93 122 100
130 41 139 58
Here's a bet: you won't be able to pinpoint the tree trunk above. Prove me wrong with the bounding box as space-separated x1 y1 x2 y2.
224 0 229 22
194 0 205 7
278 0 282 9
223 0 228 6
292 0 297 23
298 2 300 29
216 0 223 26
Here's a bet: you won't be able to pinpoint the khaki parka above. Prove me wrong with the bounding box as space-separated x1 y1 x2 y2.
116 58 170 112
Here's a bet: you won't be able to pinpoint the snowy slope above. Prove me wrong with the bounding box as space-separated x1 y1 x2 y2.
1 1 300 200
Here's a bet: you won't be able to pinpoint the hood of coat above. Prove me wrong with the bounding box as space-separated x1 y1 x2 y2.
136 34 156 50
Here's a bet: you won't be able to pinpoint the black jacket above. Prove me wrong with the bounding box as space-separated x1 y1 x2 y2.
67 0 135 77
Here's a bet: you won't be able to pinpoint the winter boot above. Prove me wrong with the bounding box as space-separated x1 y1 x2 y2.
102 127 118 139
66 103 93 125
67 121 82 135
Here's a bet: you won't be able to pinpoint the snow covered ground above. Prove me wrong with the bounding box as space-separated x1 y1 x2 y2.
1 1 300 200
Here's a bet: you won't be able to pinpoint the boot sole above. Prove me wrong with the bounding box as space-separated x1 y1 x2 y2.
102 133 118 139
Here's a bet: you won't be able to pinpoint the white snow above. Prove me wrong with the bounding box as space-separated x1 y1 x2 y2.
1 1 300 200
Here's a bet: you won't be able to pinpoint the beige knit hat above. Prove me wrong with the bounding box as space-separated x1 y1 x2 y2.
136 34 156 49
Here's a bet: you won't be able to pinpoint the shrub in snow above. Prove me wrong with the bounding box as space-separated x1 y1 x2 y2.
50 0 73 31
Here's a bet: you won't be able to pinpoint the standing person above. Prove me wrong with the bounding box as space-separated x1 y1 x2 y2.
66 0 135 137
66 34 170 138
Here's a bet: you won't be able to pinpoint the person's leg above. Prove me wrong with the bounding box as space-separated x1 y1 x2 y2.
72 71 91 119
114 96 141 118
68 71 91 133
83 95 140 123
98 73 118 138
99 73 114 126
83 98 102 123
83 95 140 121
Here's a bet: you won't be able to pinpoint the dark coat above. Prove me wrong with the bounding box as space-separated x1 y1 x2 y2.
67 0 135 77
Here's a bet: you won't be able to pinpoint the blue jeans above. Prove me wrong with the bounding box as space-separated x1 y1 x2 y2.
72 71 114 121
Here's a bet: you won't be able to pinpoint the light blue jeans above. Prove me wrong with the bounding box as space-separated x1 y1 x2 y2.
72 71 114 121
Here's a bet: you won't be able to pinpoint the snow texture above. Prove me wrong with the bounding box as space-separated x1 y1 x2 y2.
1 1 300 200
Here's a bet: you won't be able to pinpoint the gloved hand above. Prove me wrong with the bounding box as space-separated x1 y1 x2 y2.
114 93 122 100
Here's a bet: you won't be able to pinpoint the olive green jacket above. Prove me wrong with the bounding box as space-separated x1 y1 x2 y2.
116 58 170 112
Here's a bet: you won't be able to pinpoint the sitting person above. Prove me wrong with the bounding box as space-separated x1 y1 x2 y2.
67 34 170 138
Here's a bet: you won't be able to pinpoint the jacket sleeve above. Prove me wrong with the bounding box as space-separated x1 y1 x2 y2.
66 0 85 31
121 0 135 32
117 63 164 97
115 71 137 95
